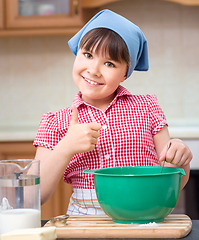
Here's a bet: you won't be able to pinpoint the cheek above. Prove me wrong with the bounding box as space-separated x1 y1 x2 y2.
108 70 126 84
73 55 86 74
72 63 80 86
72 58 81 76
72 65 76 82
73 58 78 70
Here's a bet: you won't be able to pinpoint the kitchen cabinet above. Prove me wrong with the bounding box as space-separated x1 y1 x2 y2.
0 0 87 37
82 0 199 7
82 0 121 8
0 0 3 29
0 142 72 220
0 0 199 37
6 0 82 29
0 142 36 160
165 0 199 5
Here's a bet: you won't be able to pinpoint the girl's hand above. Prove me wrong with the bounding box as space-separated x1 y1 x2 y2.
36 106 101 204
58 105 101 157
159 139 193 167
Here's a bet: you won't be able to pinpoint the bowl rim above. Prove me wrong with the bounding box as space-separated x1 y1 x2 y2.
83 166 185 177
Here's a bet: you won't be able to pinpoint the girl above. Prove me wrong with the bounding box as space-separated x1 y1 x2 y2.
34 9 192 215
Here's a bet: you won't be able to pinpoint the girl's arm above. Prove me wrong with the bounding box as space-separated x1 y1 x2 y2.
35 106 101 205
153 126 192 190
35 146 72 205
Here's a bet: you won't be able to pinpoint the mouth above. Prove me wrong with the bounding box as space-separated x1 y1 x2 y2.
83 76 103 85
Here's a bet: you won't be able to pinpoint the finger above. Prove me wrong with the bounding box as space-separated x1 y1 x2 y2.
159 142 171 162
89 143 97 152
91 130 100 139
85 131 100 143
169 150 184 165
183 156 192 167
70 105 79 125
159 153 166 162
184 151 193 166
172 149 192 166
83 139 98 152
165 147 177 163
90 137 98 145
169 143 191 166
88 122 102 131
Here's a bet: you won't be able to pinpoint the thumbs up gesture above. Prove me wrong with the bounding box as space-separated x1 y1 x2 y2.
65 105 101 156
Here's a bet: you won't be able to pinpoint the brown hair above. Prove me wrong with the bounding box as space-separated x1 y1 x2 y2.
79 28 130 66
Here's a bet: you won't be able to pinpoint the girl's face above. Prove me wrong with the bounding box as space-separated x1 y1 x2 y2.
72 47 128 110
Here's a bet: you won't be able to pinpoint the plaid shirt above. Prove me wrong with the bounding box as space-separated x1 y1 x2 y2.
34 85 167 189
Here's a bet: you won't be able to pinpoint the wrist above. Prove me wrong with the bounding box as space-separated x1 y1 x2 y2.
53 141 75 162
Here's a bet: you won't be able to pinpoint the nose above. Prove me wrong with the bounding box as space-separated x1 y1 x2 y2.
87 60 101 77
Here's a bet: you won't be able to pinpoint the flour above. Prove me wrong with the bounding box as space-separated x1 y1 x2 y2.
138 222 159 227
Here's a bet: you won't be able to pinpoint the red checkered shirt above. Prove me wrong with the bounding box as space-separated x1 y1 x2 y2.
34 85 167 189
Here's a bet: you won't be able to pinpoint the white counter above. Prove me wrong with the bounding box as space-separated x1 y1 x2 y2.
168 127 199 139
0 126 37 142
0 130 37 142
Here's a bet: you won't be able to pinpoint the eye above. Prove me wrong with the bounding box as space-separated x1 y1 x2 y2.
84 52 93 59
105 62 115 68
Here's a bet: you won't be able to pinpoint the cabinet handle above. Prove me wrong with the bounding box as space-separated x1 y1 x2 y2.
73 0 78 15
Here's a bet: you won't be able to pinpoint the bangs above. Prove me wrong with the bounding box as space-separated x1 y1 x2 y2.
79 28 130 65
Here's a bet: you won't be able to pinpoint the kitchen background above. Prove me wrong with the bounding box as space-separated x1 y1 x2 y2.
0 0 199 219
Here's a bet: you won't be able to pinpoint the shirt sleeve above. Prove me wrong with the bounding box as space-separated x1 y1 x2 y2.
33 112 62 150
146 94 168 136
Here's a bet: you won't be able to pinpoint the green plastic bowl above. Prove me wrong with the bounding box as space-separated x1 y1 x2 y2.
83 166 185 224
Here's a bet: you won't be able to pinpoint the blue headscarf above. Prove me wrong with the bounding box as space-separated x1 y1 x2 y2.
68 9 149 79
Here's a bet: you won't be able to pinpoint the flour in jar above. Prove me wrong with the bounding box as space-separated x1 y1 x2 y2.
0 208 41 235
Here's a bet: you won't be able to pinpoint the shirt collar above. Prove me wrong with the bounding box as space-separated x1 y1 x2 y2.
72 85 133 109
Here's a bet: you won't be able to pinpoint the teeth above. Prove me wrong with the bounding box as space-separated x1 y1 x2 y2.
84 77 100 85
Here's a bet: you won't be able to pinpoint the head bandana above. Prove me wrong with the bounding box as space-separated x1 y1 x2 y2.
68 9 149 78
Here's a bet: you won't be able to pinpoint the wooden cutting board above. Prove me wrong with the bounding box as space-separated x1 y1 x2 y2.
44 214 192 239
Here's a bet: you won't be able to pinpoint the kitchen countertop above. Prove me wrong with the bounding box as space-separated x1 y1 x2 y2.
168 126 199 139
41 220 199 240
0 127 37 142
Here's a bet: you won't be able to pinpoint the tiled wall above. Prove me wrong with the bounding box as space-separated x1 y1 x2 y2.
0 0 199 136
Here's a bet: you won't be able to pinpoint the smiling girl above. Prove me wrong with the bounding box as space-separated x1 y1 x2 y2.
33 9 192 215
73 28 128 111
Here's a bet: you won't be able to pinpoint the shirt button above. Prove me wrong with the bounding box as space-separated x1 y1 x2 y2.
105 154 110 159
102 125 107 129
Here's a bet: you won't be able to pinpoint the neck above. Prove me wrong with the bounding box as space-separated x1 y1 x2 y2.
82 92 116 111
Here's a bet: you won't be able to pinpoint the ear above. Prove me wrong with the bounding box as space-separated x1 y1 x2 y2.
121 66 128 82
121 75 127 83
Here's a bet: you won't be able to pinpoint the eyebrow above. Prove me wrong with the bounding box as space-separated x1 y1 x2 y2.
81 46 123 63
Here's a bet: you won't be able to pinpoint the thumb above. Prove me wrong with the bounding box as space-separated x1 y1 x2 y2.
159 151 166 162
70 105 79 125
159 142 172 162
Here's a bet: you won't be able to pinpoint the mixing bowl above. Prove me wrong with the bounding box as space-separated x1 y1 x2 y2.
83 166 185 224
